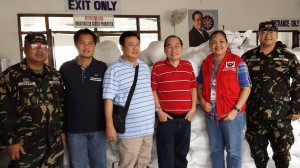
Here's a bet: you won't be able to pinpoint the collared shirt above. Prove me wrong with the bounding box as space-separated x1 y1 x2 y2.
103 57 155 138
0 59 64 146
151 58 197 114
242 46 300 120
196 29 205 38
60 57 107 133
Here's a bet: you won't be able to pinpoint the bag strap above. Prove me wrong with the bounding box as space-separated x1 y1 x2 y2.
123 64 139 116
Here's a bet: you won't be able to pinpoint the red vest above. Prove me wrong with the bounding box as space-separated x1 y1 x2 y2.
201 50 246 119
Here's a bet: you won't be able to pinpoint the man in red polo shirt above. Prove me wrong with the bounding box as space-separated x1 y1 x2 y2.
151 35 197 168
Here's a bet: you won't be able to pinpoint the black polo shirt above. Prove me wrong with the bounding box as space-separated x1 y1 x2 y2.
59 57 107 133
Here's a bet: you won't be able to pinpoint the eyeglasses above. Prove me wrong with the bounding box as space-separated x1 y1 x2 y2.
260 31 276 36
165 45 182 50
30 43 48 50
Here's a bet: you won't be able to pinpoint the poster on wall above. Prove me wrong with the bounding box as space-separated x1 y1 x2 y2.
73 14 114 28
65 0 121 13
188 9 218 47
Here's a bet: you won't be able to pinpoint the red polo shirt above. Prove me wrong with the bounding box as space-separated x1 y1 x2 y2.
151 58 197 114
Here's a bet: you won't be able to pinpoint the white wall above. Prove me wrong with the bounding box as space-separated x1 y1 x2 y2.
0 0 299 65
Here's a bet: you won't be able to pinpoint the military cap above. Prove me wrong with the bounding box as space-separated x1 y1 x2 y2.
25 32 48 45
258 21 278 32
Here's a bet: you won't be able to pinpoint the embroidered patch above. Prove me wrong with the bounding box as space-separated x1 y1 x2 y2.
223 61 236 71
279 55 285 59
226 61 235 68
18 79 36 86
90 77 102 82
274 58 289 62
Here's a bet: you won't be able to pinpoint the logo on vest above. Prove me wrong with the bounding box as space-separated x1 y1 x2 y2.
224 61 236 71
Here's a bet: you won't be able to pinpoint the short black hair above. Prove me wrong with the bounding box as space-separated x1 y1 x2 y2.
209 30 228 44
119 31 140 46
164 35 183 48
74 28 97 44
192 11 203 20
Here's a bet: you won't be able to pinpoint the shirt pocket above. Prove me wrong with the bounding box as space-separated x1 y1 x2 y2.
273 60 289 78
220 71 239 90
18 85 38 106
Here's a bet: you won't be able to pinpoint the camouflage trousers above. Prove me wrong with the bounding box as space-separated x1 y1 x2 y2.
245 119 294 168
8 138 64 168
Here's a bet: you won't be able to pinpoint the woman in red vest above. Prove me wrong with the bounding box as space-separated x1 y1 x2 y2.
197 30 252 168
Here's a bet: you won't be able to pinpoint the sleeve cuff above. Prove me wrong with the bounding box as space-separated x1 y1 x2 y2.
7 137 20 146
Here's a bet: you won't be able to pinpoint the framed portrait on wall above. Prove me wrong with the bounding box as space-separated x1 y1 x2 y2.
188 9 218 47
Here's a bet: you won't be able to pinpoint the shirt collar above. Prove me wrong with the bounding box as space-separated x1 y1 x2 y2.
118 56 140 68
72 57 96 68
255 46 280 56
163 58 182 67
20 58 49 77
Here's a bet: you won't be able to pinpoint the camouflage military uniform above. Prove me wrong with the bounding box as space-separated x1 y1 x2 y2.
0 59 64 168
242 46 300 168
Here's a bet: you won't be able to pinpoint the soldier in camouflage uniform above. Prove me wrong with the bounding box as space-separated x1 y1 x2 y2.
0 33 64 167
242 21 300 168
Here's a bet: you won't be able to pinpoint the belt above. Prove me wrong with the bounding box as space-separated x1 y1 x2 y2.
165 112 187 119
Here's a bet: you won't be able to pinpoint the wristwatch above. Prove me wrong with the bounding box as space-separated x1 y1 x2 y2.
233 106 241 113
155 107 161 112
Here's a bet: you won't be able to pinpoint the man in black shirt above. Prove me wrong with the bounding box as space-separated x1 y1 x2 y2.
60 29 107 168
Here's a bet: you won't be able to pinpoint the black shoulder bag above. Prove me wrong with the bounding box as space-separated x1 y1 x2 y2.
112 65 139 133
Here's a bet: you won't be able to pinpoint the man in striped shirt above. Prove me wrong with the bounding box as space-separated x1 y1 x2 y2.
151 35 197 168
103 31 155 168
